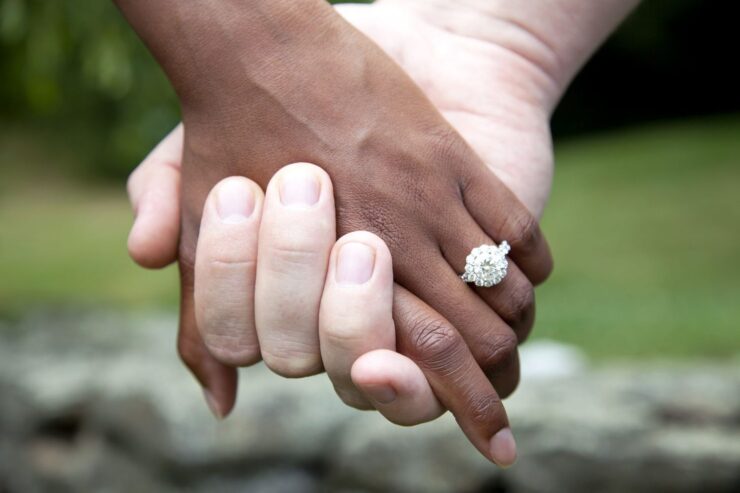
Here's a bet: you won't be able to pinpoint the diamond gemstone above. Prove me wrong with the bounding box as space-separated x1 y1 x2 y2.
460 241 510 287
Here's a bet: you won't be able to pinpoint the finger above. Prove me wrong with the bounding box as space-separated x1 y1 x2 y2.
255 163 336 377
319 232 395 409
488 349 521 399
351 349 444 426
399 247 522 396
194 177 264 367
126 124 183 268
128 125 238 417
440 210 536 343
178 258 238 419
393 286 518 467
462 166 553 285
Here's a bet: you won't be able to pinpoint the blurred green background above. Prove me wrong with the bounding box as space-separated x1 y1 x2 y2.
1 0 738 359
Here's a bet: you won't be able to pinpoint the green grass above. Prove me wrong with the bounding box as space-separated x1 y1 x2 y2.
536 115 740 359
0 185 178 314
1 116 739 358
0 123 178 313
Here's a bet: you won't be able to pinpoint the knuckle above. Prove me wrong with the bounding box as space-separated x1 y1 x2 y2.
468 393 504 426
479 331 518 372
499 281 535 329
262 350 323 378
206 255 257 272
322 325 365 349
320 309 392 350
495 374 520 399
265 238 325 271
425 125 468 168
208 345 261 368
407 316 462 372
204 334 261 367
506 211 541 254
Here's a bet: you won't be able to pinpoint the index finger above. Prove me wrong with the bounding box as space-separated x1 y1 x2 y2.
393 286 518 467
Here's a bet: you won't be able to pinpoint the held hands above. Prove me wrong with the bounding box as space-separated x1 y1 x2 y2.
195 165 445 427
123 0 556 466
128 138 518 466
117 0 642 467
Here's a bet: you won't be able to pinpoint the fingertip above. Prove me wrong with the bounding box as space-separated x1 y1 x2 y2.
335 231 391 259
330 231 393 289
202 378 237 420
351 350 444 426
126 165 181 269
204 176 263 227
489 427 517 468
277 162 331 184
350 351 389 390
271 162 334 204
209 176 264 201
203 388 226 420
178 302 239 419
127 213 178 269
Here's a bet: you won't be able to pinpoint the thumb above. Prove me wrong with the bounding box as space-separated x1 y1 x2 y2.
126 124 183 268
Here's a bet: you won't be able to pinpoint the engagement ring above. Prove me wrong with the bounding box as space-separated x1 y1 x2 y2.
461 241 510 287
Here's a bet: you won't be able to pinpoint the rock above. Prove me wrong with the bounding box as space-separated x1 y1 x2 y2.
327 414 495 493
0 309 738 493
194 468 320 493
518 339 588 379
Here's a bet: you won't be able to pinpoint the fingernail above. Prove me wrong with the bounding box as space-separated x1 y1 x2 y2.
216 179 255 223
364 384 397 404
489 427 517 467
336 242 375 284
279 169 320 206
203 388 224 420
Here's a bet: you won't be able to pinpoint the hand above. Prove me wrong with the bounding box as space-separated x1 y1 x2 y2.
121 0 552 464
194 165 446 426
129 154 518 466
335 0 556 217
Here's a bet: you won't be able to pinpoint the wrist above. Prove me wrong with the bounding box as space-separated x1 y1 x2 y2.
382 0 564 111
115 0 339 113
383 0 638 110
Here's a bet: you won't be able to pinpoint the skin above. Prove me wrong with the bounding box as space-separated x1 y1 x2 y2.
195 169 445 428
119 0 638 465
116 0 552 464
129 131 521 466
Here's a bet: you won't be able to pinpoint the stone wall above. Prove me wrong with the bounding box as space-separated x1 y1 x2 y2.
0 311 738 493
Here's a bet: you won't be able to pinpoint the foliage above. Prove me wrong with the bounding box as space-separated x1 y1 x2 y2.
1 0 738 178
0 0 178 176
0 1 373 178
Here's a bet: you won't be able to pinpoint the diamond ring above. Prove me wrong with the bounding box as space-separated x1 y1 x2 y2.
461 241 510 287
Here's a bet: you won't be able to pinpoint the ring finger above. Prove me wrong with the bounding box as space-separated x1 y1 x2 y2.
442 211 536 343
